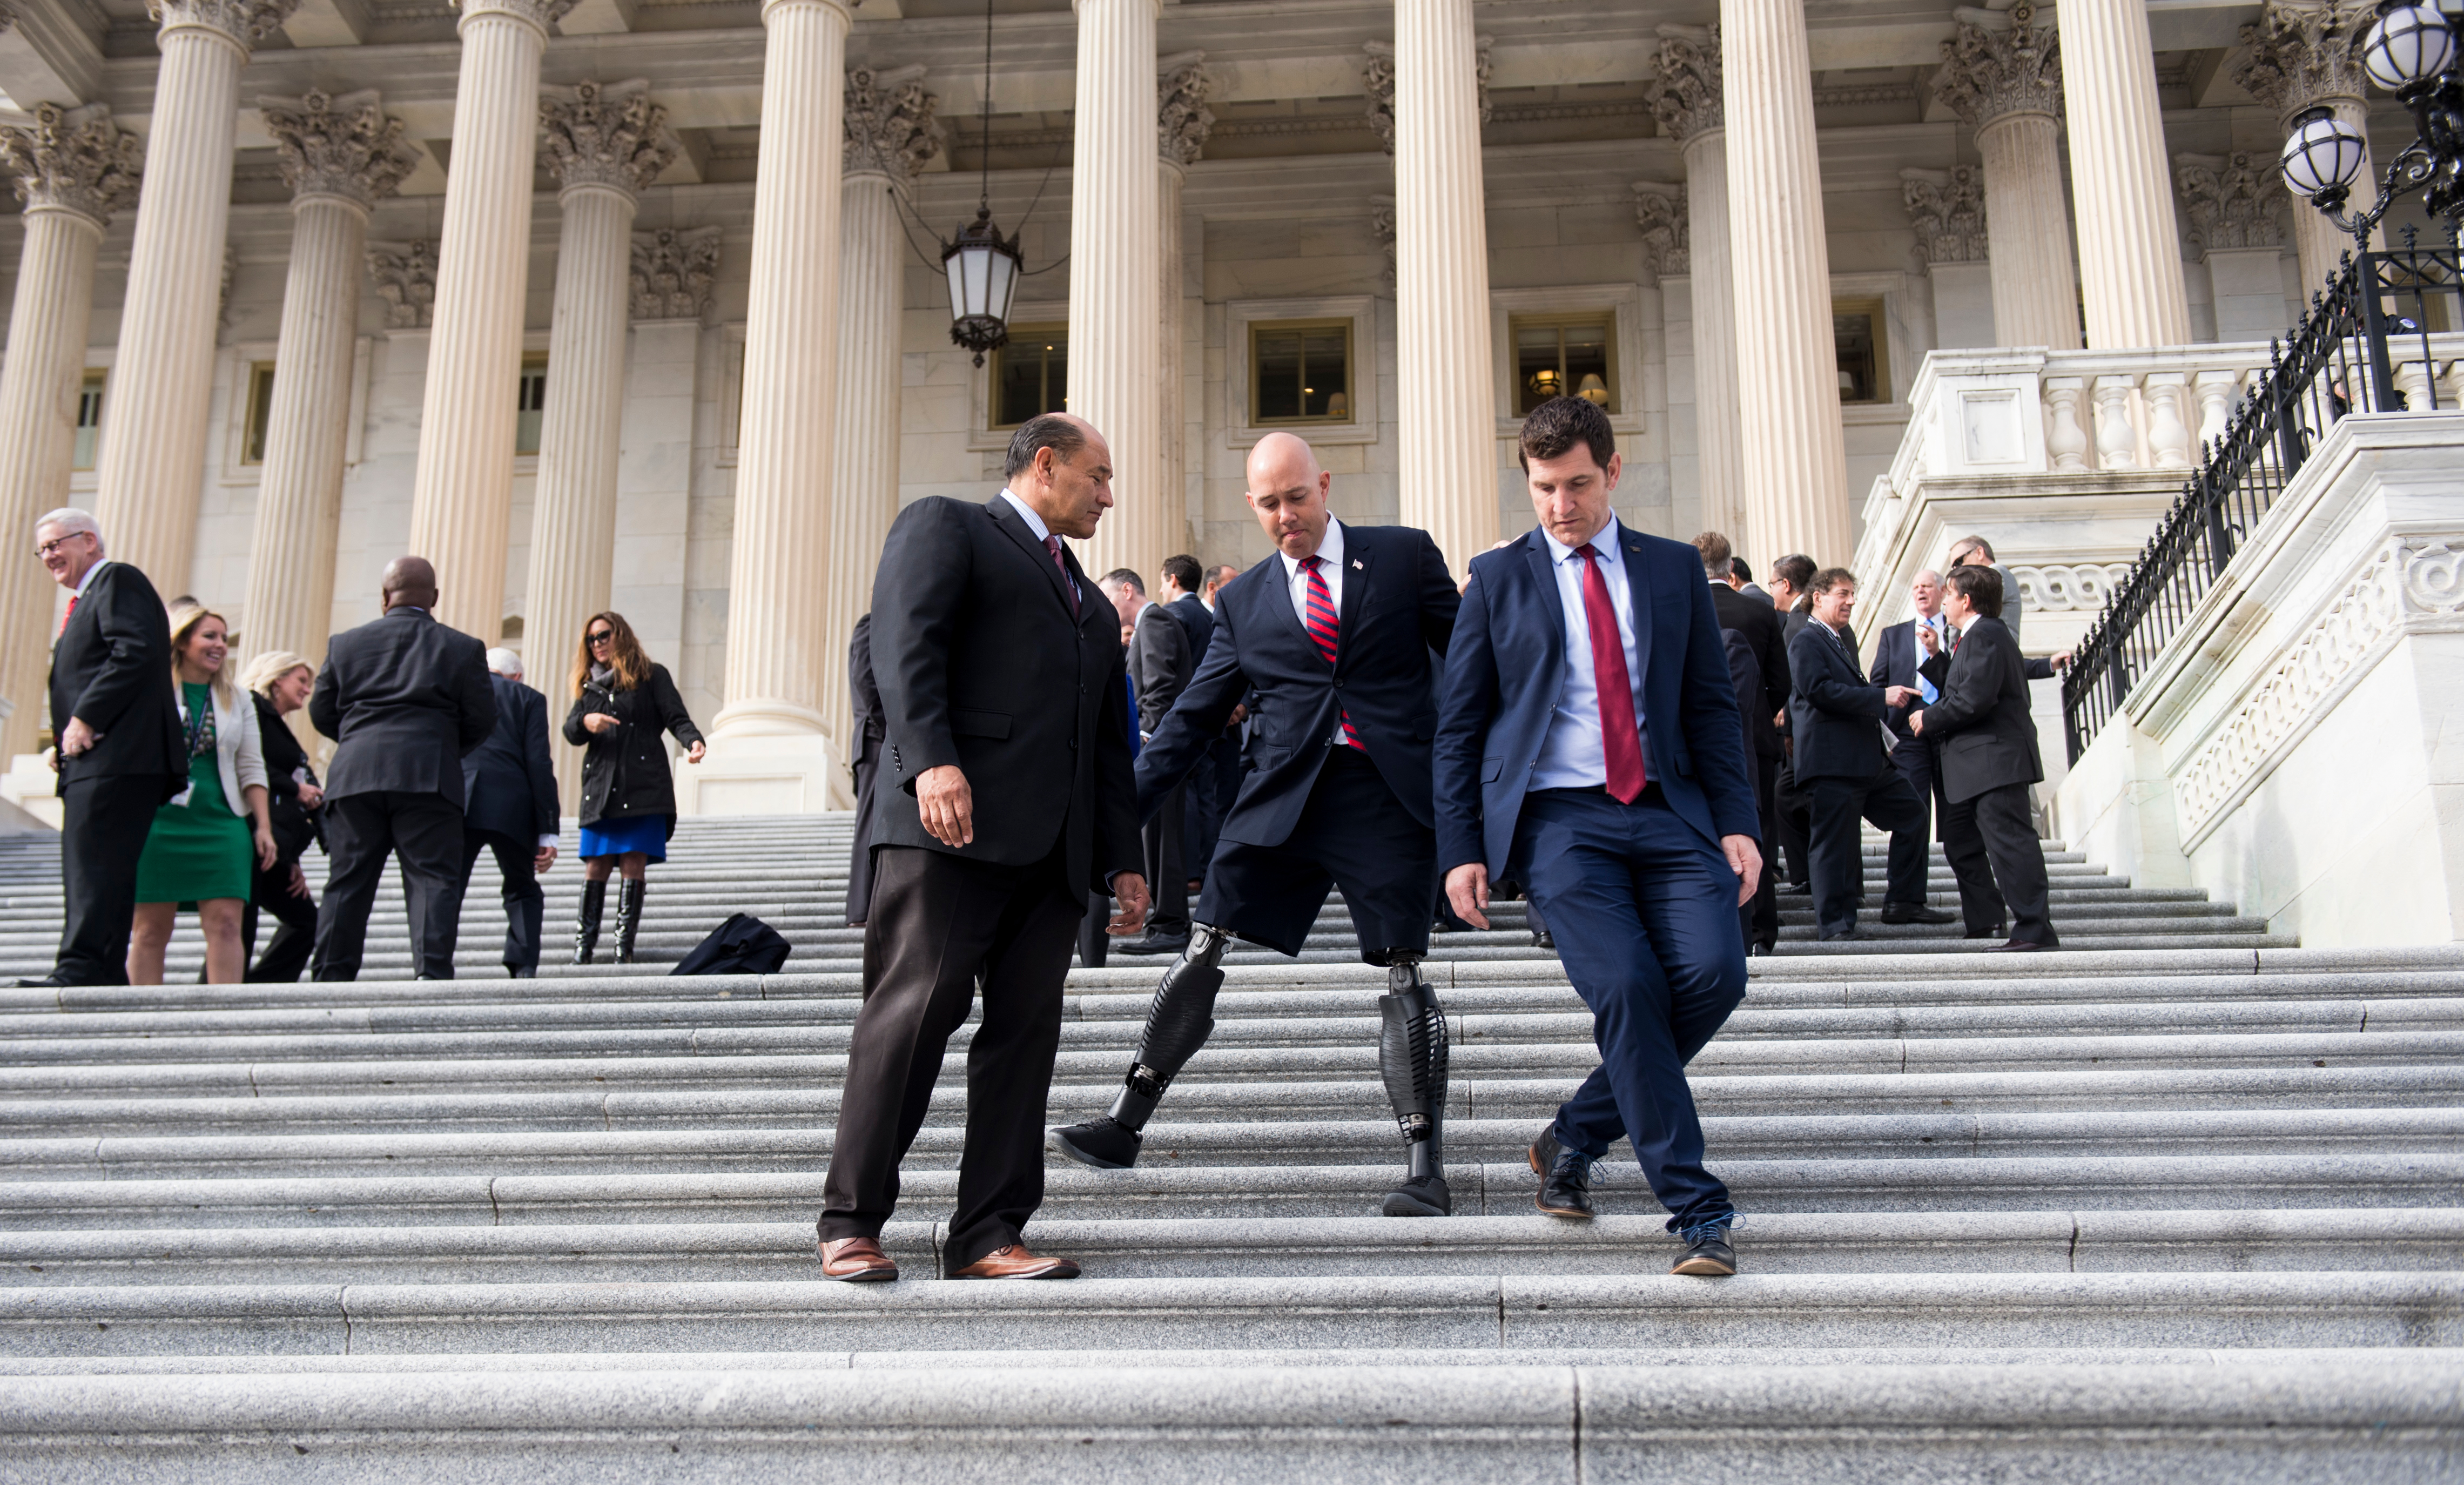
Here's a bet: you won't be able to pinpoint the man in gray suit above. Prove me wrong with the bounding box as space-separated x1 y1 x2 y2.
459 648 560 977
1103 568 1194 956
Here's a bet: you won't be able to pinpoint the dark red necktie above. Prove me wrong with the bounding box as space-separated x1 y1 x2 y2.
1301 555 1362 750
1577 543 1646 803
1044 535 1079 617
58 595 75 635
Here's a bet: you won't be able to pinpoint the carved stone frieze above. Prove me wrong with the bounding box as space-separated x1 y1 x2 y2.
1157 53 1215 166
0 102 144 229
630 226 722 321
1362 36 1490 156
1648 24 1722 144
845 64 943 184
2174 151 2286 251
366 239 437 329
1902 165 1989 266
1933 3 2063 128
540 79 676 199
260 90 421 211
2008 563 2132 613
1632 182 1688 279
2232 0 2372 118
147 0 300 46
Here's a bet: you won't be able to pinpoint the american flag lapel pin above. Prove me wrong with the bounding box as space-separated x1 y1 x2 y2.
1352 559 1364 570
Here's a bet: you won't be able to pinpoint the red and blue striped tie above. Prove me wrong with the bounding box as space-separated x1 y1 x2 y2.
1302 555 1362 751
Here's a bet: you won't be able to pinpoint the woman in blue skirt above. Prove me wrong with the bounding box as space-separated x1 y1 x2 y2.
564 612 705 963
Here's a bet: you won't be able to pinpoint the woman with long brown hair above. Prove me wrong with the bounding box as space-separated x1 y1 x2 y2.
563 611 704 963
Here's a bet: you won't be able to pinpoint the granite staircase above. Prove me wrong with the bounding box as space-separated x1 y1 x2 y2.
0 814 2452 1480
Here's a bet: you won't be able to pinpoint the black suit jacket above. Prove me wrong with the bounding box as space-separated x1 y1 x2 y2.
849 613 883 769
1711 581 1787 758
1869 617 1942 746
254 693 324 859
462 674 558 842
48 561 183 794
1139 522 1458 844
1915 616 2044 802
309 607 496 807
868 495 1139 895
1788 619 1892 782
1128 603 1193 735
1164 593 1214 670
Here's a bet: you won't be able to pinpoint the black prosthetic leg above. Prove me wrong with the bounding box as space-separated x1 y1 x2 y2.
1049 924 1231 1168
1378 955 1452 1216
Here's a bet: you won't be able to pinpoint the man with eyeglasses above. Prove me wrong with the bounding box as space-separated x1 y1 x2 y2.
20 508 185 988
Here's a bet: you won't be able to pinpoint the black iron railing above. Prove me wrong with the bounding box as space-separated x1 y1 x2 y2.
2061 224 2464 762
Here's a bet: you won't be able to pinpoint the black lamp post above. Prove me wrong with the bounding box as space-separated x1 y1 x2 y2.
2281 2 2464 241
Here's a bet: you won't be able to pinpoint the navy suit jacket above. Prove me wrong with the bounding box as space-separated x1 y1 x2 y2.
1870 617 1929 745
1135 522 1459 844
1434 525 1759 879
462 674 558 842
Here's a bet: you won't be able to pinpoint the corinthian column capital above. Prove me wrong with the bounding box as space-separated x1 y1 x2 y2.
2232 0 2372 119
630 225 722 320
0 102 143 229
147 0 298 46
1903 164 1990 265
540 79 677 200
452 0 578 33
843 64 943 183
2173 151 2287 250
260 90 421 211
366 239 437 329
1631 180 1689 279
1650 24 1723 143
1157 52 1214 165
1934 3 2062 126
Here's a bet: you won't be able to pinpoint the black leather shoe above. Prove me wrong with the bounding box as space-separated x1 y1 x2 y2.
14 977 68 989
1431 916 1461 933
1671 1220 1736 1276
1778 881 1811 896
1382 1173 1452 1217
1530 930 1556 950
1986 939 2051 952
1880 903 1958 925
1049 1115 1143 1169
1115 929 1191 957
1817 929 1863 942
1529 1131 1594 1220
1963 923 2008 940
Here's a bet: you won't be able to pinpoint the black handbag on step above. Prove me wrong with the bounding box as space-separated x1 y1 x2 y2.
671 913 792 976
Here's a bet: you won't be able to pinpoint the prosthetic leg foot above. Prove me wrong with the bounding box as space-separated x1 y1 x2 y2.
1377 956 1453 1217
1051 925 1230 1170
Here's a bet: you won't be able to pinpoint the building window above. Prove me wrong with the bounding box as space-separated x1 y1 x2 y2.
1834 298 1889 404
70 371 104 472
991 325 1067 429
1512 312 1618 415
238 361 277 466
515 355 549 455
1250 319 1353 424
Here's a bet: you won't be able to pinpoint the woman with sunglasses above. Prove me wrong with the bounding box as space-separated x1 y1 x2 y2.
564 612 705 963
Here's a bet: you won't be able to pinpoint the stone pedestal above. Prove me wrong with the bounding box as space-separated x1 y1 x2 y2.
2057 0 2192 348
1068 0 1164 581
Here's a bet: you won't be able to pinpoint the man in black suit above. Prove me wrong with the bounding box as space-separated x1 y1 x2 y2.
1156 554 1222 891
1868 571 1962 934
1106 568 1194 955
22 508 184 988
818 413 1147 1285
843 613 885 928
1911 564 2061 950
458 648 560 978
308 557 496 982
1050 429 1463 1218
1765 553 1817 891
1786 567 1933 942
1695 532 1788 955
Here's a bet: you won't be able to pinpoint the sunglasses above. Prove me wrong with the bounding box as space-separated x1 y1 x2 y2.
587 630 615 645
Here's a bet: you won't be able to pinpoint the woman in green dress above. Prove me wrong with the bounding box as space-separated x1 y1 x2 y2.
129 604 277 984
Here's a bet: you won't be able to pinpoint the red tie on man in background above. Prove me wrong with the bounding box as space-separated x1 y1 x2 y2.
1576 543 1647 803
1043 535 1079 617
58 596 75 636
1300 555 1363 750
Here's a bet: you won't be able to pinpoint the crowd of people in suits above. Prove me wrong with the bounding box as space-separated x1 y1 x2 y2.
18 508 711 992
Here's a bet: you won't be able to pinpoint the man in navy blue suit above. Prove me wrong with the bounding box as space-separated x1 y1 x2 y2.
1051 430 1464 1217
1867 572 1962 934
1434 396 1762 1277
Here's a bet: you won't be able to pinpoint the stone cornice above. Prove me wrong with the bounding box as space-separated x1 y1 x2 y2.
260 89 420 211
1157 52 1213 166
844 64 942 184
1903 164 1988 266
1932 3 2061 127
540 79 676 200
0 102 142 230
1647 24 1721 144
2231 0 2372 119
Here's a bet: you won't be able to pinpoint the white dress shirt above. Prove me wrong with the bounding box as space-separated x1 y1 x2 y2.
1911 611 1947 704
1275 517 1346 628
997 487 1051 541
1531 515 1648 791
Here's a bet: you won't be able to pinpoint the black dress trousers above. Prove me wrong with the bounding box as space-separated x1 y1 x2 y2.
460 828 545 975
1196 745 1435 965
1941 782 2059 947
52 772 170 986
240 859 320 984
312 791 468 981
1805 765 1929 939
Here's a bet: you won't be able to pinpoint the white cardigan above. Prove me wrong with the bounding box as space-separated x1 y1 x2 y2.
171 682 268 816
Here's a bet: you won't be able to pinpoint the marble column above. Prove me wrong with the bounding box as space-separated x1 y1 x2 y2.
406 0 575 642
526 79 677 806
0 106 141 760
2057 0 2192 348
1650 25 1741 545
697 0 852 812
1157 54 1212 568
90 0 298 590
1393 0 1498 573
242 92 418 678
1721 0 1849 565
822 65 939 772
2234 0 2375 292
1933 5 2085 352
1069 0 1164 582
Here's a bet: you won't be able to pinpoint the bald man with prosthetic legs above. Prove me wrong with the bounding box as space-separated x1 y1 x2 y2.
1051 432 1464 1216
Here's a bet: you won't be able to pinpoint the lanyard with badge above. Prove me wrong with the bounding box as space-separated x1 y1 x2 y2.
170 691 216 809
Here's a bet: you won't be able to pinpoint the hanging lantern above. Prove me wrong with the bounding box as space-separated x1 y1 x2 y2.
2364 3 2458 92
942 207 1022 366
2279 105 2371 201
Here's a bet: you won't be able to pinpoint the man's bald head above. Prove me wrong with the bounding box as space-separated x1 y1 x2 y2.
1244 431 1334 560
381 556 439 613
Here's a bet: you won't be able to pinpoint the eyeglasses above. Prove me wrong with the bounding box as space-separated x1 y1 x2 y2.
587 630 615 646
34 535 89 558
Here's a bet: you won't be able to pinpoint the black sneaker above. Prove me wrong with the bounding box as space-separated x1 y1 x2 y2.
1049 1116 1143 1169
1880 903 1958 925
1529 1131 1594 1220
1670 1219 1736 1276
1382 1173 1452 1217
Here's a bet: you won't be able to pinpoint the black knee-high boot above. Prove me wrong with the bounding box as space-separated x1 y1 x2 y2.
1379 956 1452 1217
1048 924 1231 1168
614 879 646 964
573 879 608 965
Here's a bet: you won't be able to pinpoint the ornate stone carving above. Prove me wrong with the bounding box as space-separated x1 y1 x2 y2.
630 226 722 321
217 247 234 338
1932 3 2063 127
1371 195 1395 287
449 0 579 30
259 90 420 210
1648 24 1722 143
1363 36 1489 155
147 0 300 46
0 102 144 228
2232 0 2372 118
1157 53 1214 166
366 239 437 329
1632 182 1688 279
845 64 943 183
2008 563 2132 613
539 79 676 198
1902 164 1989 266
2174 151 2286 250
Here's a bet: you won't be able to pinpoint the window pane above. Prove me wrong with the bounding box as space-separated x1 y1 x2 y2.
1517 325 1565 413
242 364 276 466
71 374 103 472
1834 311 1880 403
1301 328 1347 419
1561 322 1611 409
515 360 548 455
994 329 1067 428
1255 330 1303 421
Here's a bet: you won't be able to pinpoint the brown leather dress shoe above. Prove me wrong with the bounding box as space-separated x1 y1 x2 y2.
816 1235 899 1282
947 1242 1082 1280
